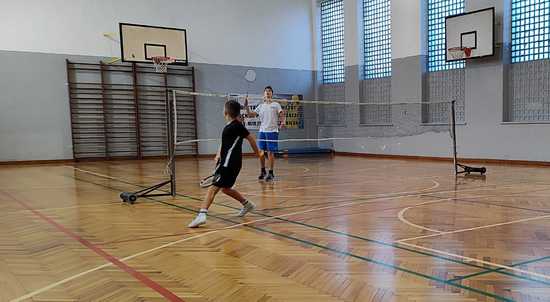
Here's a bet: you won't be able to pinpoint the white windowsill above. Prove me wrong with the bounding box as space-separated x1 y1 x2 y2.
501 121 550 125
359 123 394 127
421 122 467 126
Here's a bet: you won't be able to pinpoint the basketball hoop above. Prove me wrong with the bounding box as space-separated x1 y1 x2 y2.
151 56 176 73
448 47 472 60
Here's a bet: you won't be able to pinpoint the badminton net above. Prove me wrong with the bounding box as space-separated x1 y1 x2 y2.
169 89 461 166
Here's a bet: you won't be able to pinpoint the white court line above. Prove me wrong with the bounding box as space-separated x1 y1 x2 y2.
245 178 398 196
242 171 446 194
397 241 550 281
70 165 446 202
70 165 550 216
69 166 444 205
245 182 440 199
71 166 132 182
236 166 312 186
45 166 550 299
248 178 548 200
397 199 450 233
394 187 550 283
14 168 441 301
397 186 550 237
397 214 550 243
11 182 439 301
10 219 259 302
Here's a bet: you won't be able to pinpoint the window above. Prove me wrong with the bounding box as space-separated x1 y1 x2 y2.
511 0 550 63
427 0 465 71
363 0 391 79
321 0 345 83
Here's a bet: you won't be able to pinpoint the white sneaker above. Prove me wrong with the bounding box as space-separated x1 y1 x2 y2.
188 213 206 228
237 201 256 217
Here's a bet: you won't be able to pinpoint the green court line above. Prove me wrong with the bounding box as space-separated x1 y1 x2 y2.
69 171 549 285
155 199 515 302
70 171 548 287
445 195 550 214
219 201 550 287
448 256 550 284
251 186 550 213
70 174 516 301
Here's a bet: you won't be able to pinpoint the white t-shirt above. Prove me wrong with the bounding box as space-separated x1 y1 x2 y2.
254 101 283 133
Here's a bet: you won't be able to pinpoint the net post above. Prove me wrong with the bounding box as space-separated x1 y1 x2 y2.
117 90 177 204
451 100 458 175
167 90 177 197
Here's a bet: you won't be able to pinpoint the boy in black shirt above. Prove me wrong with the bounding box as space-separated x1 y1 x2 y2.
188 100 261 228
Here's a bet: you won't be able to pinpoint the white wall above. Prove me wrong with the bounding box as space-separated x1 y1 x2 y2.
316 0 550 162
344 0 363 67
1 0 314 70
0 0 317 162
391 0 425 59
313 0 426 68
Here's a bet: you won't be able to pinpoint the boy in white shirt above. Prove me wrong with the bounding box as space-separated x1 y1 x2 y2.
244 86 285 181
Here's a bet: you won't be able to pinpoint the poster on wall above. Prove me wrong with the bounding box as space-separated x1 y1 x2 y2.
233 94 304 130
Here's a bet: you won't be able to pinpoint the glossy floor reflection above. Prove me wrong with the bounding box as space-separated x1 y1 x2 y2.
1 156 549 301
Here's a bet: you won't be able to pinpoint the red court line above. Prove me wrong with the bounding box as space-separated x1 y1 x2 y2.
5 192 185 302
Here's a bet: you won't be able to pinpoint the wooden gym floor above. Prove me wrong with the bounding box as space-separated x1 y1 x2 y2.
1 156 549 302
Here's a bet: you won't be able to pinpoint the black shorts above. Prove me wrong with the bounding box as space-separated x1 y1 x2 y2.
213 166 241 188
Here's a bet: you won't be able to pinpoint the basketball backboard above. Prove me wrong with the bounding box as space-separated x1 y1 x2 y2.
445 8 495 61
119 23 188 65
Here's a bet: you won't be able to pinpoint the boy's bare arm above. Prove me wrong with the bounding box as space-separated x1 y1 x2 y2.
279 109 286 129
244 97 258 118
215 145 221 162
245 135 261 157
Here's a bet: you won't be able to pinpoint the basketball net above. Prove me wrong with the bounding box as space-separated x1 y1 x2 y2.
152 56 176 73
448 47 472 60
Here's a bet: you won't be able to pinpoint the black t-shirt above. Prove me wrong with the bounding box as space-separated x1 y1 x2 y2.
219 120 250 170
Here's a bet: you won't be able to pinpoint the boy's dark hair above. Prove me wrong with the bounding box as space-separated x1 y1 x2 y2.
264 86 274 94
224 100 241 119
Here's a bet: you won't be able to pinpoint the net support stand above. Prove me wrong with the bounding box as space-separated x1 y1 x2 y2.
451 100 487 176
120 90 177 204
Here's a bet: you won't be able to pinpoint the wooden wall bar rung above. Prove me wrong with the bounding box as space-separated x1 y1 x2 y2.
67 60 197 160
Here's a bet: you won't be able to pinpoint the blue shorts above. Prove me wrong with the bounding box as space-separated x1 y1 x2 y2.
258 132 279 152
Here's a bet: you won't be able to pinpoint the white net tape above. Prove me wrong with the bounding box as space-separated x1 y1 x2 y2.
173 90 451 106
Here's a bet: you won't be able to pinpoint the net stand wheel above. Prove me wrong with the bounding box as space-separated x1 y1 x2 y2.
120 192 137 204
119 87 177 205
456 163 486 175
119 179 174 205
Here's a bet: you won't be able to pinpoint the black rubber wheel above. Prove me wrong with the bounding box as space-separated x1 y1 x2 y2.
120 192 130 203
128 194 137 204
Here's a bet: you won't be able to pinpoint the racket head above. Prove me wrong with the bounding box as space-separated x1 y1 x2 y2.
199 161 222 188
199 175 217 188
